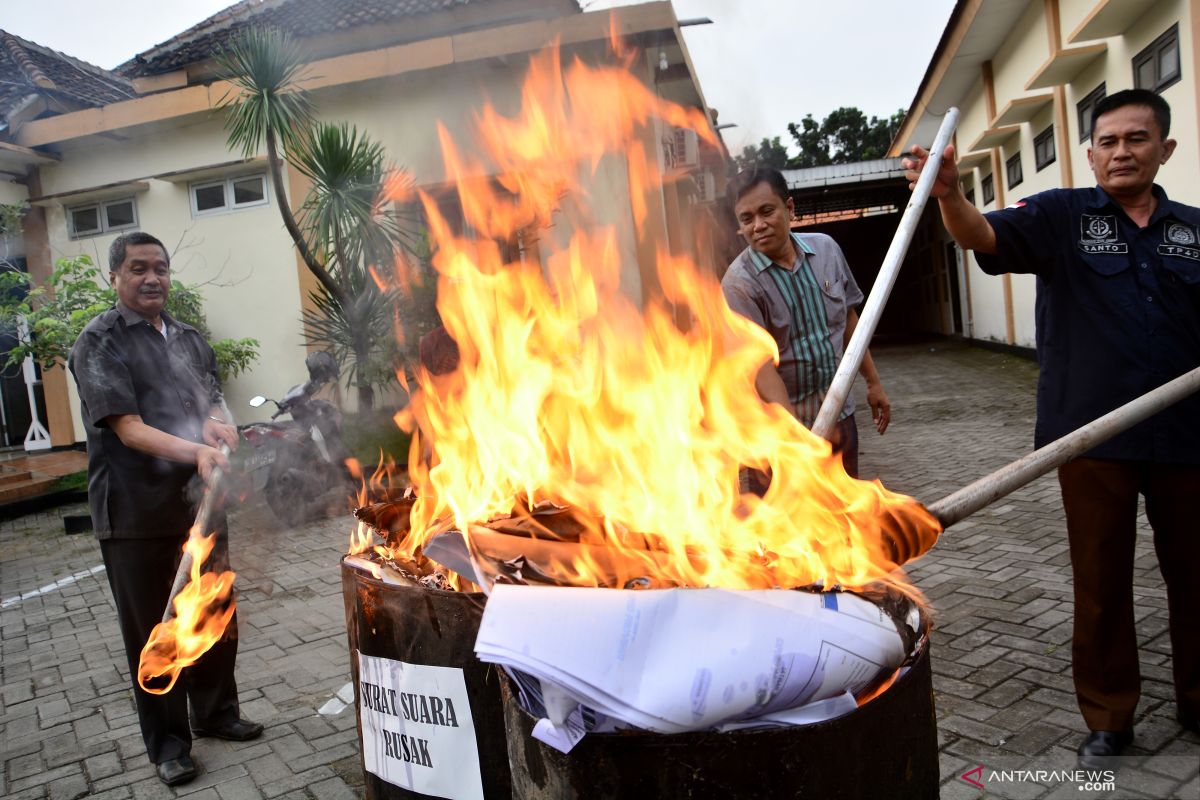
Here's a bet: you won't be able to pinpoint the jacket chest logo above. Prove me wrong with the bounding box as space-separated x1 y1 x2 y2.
1166 223 1196 245
1160 223 1200 261
1079 214 1127 254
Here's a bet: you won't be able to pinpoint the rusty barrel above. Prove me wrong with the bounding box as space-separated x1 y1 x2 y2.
341 558 511 799
501 634 939 799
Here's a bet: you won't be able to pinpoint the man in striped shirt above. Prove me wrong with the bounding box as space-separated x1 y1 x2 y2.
721 167 890 489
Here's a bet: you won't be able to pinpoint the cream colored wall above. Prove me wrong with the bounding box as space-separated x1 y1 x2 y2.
312 55 647 302
39 43 680 441
1064 48 1106 184
951 0 1197 350
39 120 311 440
952 80 1017 345
992 0 1050 102
1122 0 1197 205
1059 0 1098 36
0 180 27 205
1063 0 1196 204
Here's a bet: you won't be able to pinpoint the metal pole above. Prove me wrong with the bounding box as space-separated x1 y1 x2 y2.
161 443 231 623
811 108 960 440
926 365 1200 530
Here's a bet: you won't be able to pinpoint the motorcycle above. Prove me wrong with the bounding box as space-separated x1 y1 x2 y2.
238 351 353 527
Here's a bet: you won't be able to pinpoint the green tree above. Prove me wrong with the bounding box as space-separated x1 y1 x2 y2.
788 107 906 167
0 255 259 383
734 136 793 172
217 30 422 410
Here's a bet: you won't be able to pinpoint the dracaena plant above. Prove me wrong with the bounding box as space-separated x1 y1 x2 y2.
217 29 426 411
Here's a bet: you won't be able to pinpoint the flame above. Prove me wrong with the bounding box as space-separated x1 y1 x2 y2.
137 528 236 694
385 37 940 594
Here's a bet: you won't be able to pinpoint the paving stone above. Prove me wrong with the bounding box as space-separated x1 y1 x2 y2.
46 770 89 800
4 344 1196 798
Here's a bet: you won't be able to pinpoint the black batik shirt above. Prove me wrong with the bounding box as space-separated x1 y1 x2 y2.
976 185 1200 463
69 303 224 538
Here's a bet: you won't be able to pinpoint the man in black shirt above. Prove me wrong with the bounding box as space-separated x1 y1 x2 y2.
904 90 1199 769
69 232 262 786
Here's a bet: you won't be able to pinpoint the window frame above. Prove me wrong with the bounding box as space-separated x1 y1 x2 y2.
67 196 139 240
1034 126 1056 172
1005 152 1023 190
981 174 995 206
1076 82 1106 143
1132 23 1180 94
189 172 270 218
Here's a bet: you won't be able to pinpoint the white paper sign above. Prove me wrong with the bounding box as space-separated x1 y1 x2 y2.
357 652 484 800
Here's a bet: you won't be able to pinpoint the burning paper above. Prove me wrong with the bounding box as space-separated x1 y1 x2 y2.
373 37 940 596
475 584 915 751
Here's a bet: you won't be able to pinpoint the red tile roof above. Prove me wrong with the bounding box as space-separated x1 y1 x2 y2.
117 0 575 78
1 30 135 118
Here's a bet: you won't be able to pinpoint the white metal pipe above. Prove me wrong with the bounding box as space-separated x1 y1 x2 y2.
811 108 960 440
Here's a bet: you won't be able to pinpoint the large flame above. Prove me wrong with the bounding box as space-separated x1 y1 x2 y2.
137 528 236 694
387 40 940 593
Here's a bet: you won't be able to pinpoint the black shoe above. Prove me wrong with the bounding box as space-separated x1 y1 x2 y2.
156 754 198 786
1077 729 1133 770
192 718 264 741
1179 710 1200 734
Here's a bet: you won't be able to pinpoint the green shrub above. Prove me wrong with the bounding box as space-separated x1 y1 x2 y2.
340 410 413 466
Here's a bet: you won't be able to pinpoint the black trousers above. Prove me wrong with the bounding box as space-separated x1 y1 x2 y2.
100 533 241 764
1058 458 1200 732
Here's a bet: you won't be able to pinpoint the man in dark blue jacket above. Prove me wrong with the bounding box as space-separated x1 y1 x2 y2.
905 89 1199 769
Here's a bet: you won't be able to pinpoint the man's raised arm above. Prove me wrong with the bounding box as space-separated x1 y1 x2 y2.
902 144 998 255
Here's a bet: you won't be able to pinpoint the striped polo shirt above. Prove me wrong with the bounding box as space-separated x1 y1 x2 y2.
721 232 864 426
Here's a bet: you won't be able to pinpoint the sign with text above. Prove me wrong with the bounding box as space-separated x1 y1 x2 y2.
357 652 484 800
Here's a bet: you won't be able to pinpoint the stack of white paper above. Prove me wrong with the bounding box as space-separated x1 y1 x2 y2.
474 585 909 751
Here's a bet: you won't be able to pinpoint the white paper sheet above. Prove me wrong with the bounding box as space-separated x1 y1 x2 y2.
475 585 906 749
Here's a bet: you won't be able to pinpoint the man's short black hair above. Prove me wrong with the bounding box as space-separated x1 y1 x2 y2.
730 167 790 205
109 232 169 272
1091 89 1171 140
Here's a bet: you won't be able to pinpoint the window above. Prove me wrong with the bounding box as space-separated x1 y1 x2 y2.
1006 153 1023 189
981 174 995 206
1133 24 1180 93
190 173 268 216
68 197 138 239
1034 126 1056 171
965 188 975 207
1076 82 1106 142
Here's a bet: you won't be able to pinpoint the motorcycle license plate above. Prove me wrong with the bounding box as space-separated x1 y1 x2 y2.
244 449 277 471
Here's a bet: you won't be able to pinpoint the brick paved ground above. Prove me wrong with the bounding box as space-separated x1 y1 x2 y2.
0 339 1197 799
859 341 1198 800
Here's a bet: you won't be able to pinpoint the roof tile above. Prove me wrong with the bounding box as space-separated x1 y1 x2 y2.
1 30 135 117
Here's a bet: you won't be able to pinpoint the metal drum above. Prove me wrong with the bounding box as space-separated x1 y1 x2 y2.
501 628 939 799
341 559 512 799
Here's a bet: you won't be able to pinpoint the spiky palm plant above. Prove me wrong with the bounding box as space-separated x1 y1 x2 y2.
215 28 345 305
217 30 426 410
290 121 413 409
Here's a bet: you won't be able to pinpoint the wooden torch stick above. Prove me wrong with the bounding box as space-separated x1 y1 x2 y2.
161 442 231 623
883 366 1200 566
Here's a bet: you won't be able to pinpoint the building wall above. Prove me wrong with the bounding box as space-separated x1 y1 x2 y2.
946 0 1197 350
0 180 28 206
24 36 707 443
37 117 308 439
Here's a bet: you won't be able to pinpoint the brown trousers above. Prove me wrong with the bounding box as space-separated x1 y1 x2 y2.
1058 458 1200 731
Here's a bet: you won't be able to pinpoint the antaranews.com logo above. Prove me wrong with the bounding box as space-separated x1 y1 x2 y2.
962 765 1116 793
